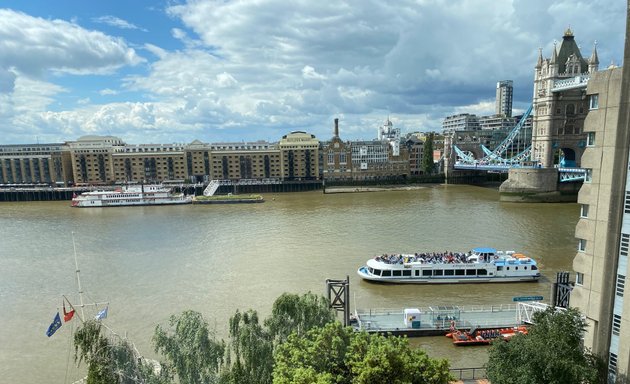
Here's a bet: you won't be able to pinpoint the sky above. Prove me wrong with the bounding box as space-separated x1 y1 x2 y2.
0 0 625 145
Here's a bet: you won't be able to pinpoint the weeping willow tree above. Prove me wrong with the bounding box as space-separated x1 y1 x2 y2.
74 320 171 384
220 292 336 384
153 310 225 384
265 292 337 343
222 310 274 384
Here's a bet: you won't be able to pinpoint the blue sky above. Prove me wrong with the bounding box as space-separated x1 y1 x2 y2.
0 0 625 144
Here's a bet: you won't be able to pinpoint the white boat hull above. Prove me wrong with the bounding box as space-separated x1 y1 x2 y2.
357 267 540 284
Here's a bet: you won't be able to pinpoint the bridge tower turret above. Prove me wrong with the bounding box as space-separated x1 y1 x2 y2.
530 28 591 168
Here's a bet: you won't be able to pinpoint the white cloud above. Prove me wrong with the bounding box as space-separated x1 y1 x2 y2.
0 9 143 77
216 72 238 88
302 66 326 80
92 15 147 31
99 88 119 96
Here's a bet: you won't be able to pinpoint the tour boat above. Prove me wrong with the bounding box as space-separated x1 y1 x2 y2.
357 247 541 284
71 185 192 207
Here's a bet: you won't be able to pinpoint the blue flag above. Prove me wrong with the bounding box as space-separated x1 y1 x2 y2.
95 306 108 320
46 312 62 337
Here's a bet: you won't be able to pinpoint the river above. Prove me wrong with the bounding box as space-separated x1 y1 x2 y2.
0 185 579 383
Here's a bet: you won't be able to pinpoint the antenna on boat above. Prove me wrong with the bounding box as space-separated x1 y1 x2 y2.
71 231 86 321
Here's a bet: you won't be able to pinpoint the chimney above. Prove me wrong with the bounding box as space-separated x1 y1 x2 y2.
334 118 339 137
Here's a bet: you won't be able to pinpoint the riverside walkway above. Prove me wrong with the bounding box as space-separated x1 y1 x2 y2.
353 302 542 337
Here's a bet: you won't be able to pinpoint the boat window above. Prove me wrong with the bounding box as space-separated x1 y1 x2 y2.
515 267 518 270
455 270 465 276
477 269 488 276
393 270 401 277
402 270 411 277
382 270 391 277
445 270 454 276
373 269 381 276
415 270 420 277
497 266 503 271
531 265 538 270
368 267 373 274
466 269 476 276
434 270 443 276
506 267 510 270
422 270 432 276
524 266 528 270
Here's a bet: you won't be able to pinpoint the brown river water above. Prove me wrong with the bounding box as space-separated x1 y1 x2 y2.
0 185 579 383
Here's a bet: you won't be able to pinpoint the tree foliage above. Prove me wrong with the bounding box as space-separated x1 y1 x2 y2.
486 307 603 384
221 292 336 384
265 292 337 343
153 310 225 384
74 319 171 384
421 133 435 175
222 310 274 384
273 322 452 384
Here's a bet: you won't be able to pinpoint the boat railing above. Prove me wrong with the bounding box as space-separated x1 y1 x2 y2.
356 303 518 315
450 367 487 381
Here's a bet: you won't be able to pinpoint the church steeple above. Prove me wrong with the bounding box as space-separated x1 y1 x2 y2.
589 41 599 73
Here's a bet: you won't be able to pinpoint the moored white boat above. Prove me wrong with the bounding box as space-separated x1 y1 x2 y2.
357 247 541 284
71 184 192 207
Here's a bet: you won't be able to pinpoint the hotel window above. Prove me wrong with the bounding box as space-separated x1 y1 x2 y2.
586 132 596 147
578 239 587 252
612 314 621 336
576 272 584 286
625 192 630 214
617 274 626 297
580 204 589 218
589 94 599 110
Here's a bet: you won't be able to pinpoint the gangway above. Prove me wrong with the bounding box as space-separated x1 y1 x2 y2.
203 180 221 196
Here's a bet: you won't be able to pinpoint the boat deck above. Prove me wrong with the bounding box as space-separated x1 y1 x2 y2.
353 303 524 337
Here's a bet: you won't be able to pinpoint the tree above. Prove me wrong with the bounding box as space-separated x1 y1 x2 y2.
486 307 603 384
421 133 435 175
222 310 274 384
74 319 171 384
273 322 452 384
221 292 336 384
153 310 225 384
265 292 337 343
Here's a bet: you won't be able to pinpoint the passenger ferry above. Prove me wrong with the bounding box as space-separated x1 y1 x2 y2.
71 185 192 207
357 247 541 284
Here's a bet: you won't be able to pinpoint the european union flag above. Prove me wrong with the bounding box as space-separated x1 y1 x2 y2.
95 306 108 321
46 312 62 337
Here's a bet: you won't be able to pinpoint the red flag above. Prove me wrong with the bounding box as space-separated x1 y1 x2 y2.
63 302 75 323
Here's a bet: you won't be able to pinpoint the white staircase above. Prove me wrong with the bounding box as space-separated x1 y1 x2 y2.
203 180 220 196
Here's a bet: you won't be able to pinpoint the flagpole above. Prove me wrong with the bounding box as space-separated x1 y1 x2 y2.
71 232 85 320
62 295 84 324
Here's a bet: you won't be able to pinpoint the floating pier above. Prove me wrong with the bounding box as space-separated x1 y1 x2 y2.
352 302 549 337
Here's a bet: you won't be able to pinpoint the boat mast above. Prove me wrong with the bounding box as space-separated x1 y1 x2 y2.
71 232 86 320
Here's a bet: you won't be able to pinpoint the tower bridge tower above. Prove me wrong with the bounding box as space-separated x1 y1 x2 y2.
531 28 599 168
